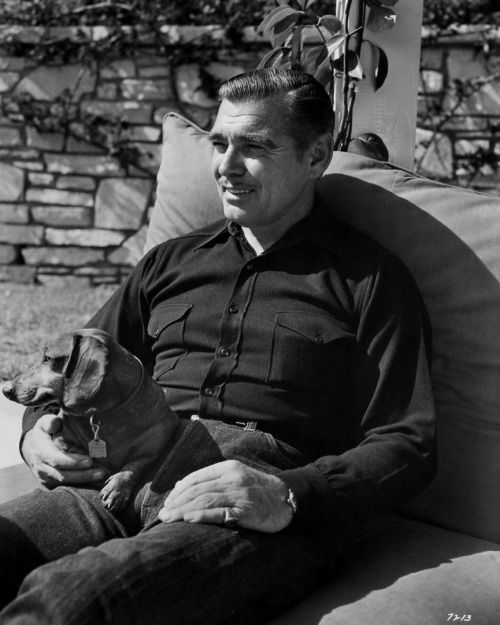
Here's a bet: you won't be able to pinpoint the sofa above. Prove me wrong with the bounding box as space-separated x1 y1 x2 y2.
2 112 500 624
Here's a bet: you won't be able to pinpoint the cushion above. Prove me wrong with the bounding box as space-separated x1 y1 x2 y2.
268 516 500 625
148 113 500 544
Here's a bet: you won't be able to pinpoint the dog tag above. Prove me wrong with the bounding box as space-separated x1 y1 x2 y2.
88 415 107 458
88 437 107 459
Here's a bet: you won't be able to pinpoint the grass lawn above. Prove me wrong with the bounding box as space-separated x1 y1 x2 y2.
0 282 117 382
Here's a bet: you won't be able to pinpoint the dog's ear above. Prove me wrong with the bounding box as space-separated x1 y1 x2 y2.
62 334 109 411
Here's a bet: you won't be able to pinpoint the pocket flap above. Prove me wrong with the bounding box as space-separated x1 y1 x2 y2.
275 312 353 344
148 303 192 337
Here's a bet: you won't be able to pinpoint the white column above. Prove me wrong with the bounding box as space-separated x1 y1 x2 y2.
335 0 424 169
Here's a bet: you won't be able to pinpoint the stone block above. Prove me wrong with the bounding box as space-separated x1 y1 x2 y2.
12 161 44 171
0 127 21 146
101 60 136 79
31 206 92 227
56 176 96 191
0 244 17 264
122 79 172 101
134 143 162 174
22 246 104 266
0 224 44 245
129 125 161 142
138 66 169 78
108 226 147 266
26 188 93 207
0 72 19 92
36 274 91 288
74 266 120 277
45 154 123 176
26 128 64 151
66 136 105 154
176 64 217 108
95 178 152 229
45 228 126 247
0 149 40 160
14 65 96 101
97 83 118 100
0 265 36 284
0 163 24 201
28 173 55 186
0 203 29 223
81 101 152 124
0 57 26 71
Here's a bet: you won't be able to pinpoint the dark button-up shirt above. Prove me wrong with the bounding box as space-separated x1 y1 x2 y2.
23 201 436 538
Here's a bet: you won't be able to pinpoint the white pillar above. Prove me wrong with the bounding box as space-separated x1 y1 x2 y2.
335 0 424 169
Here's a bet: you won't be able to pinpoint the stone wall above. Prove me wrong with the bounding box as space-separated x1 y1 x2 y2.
0 26 261 286
0 24 499 285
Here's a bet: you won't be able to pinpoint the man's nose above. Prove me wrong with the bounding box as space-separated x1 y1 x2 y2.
217 146 244 176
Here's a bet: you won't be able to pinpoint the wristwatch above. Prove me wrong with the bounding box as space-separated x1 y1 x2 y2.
285 488 298 516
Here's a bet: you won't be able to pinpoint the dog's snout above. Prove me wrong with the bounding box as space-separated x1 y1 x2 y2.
2 381 15 400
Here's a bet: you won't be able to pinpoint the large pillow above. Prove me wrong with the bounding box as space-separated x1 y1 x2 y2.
149 113 500 544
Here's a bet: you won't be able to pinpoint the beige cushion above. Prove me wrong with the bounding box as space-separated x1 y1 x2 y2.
148 113 500 544
269 517 500 625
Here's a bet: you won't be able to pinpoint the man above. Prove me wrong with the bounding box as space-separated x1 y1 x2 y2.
0 68 435 624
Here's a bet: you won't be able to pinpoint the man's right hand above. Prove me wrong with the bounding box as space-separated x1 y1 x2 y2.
22 414 107 488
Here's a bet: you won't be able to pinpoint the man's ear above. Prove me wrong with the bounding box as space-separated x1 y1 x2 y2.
62 334 108 411
308 133 334 179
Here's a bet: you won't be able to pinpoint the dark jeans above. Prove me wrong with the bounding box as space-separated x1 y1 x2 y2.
0 419 336 625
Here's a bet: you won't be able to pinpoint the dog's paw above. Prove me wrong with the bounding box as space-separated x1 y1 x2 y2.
100 473 134 512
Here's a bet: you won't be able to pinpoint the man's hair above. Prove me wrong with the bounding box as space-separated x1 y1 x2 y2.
217 68 334 154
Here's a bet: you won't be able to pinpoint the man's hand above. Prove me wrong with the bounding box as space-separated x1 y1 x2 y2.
159 460 294 533
22 414 107 488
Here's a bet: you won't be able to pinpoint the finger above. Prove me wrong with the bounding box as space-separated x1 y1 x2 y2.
159 505 233 527
34 463 108 488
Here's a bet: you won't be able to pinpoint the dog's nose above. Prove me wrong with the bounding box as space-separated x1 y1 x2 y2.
2 381 15 400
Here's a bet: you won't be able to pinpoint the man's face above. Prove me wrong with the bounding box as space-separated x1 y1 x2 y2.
210 97 320 233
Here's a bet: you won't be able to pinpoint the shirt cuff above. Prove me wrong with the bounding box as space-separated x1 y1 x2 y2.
279 464 339 535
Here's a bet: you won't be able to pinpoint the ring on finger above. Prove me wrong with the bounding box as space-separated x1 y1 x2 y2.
223 507 239 529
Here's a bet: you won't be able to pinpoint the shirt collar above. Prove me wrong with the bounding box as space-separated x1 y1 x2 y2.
191 195 357 261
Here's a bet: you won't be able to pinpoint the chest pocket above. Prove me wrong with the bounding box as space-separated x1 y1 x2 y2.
147 303 192 378
266 311 354 394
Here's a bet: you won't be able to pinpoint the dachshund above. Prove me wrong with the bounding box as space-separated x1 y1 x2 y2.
2 328 179 512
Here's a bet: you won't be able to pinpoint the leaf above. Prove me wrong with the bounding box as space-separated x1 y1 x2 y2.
318 15 342 36
257 46 291 69
325 34 346 58
273 11 303 35
333 51 363 80
270 28 294 49
302 43 328 71
290 27 304 66
258 6 300 36
314 58 333 92
373 44 388 90
367 6 397 31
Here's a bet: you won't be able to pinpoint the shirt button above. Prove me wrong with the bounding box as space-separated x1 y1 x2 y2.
228 305 238 315
246 262 254 272
314 335 324 345
204 387 214 397
219 347 231 357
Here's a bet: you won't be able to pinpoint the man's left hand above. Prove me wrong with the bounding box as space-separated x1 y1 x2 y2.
159 460 294 533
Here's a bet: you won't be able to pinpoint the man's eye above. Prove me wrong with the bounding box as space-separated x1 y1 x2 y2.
211 141 226 152
245 144 264 153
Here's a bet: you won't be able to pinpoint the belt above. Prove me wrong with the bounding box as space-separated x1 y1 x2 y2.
190 415 258 432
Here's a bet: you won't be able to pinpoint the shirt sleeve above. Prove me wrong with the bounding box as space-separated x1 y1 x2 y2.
279 254 436 543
